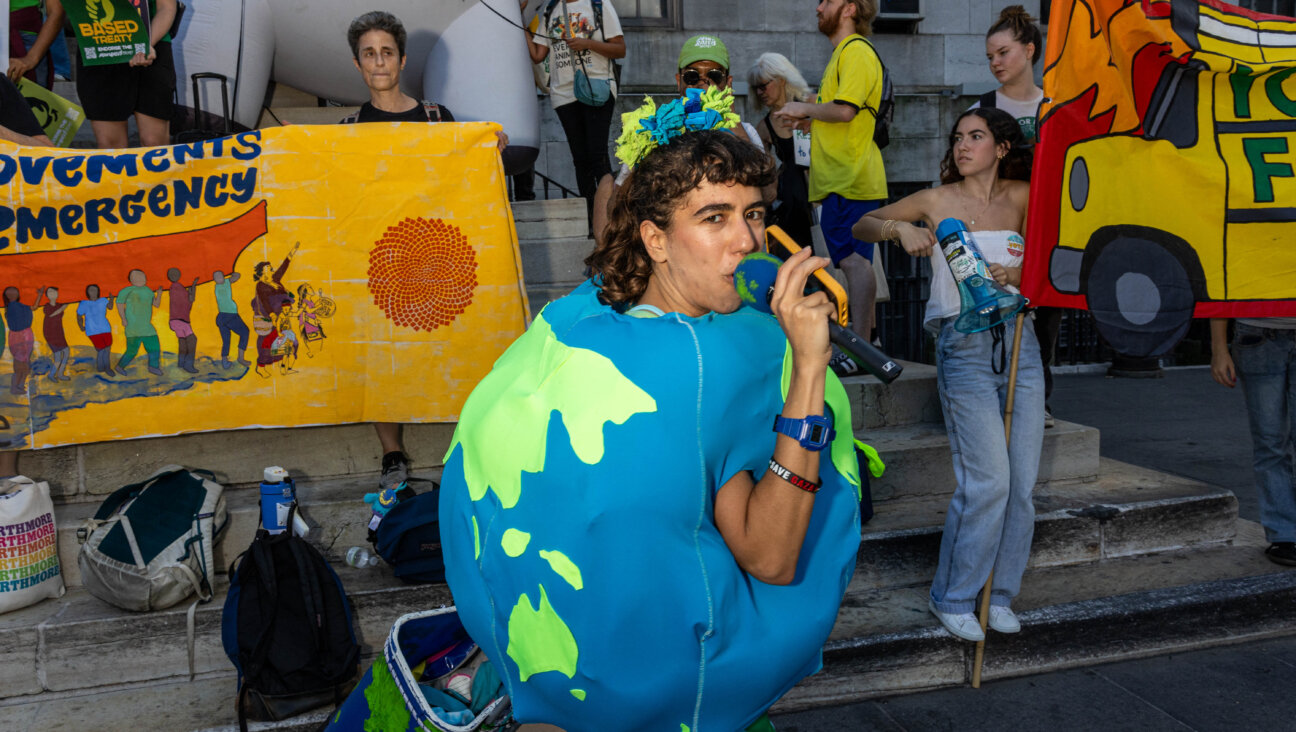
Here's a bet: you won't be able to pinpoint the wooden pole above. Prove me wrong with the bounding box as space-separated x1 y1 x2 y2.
971 309 1027 689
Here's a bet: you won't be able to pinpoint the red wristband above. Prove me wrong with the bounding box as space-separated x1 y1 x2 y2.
767 458 820 493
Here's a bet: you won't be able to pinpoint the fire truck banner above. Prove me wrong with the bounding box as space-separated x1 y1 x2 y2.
1023 0 1296 357
0 123 529 449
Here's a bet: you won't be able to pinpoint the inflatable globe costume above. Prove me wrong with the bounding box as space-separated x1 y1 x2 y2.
440 89 863 731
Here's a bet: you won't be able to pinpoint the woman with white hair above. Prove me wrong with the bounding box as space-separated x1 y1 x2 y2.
748 52 815 248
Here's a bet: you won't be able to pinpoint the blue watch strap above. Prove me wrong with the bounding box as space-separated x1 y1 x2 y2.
772 414 835 451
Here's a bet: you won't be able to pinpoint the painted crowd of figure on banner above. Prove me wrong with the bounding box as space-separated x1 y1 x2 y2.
2 250 334 392
0 124 528 450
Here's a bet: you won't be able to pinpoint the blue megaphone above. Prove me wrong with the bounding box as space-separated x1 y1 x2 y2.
934 218 1026 333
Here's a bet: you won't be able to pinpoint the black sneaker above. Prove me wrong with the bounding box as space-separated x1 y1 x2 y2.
380 450 409 492
828 349 862 377
1265 542 1296 567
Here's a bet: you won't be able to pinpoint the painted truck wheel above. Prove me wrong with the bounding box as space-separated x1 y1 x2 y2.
1085 234 1195 358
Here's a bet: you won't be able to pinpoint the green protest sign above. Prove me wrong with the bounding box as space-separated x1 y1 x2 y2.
16 79 87 147
63 0 152 67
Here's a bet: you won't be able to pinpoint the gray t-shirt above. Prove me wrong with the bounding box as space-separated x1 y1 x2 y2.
969 89 1044 142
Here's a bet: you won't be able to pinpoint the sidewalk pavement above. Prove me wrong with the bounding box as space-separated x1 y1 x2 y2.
773 367 1293 731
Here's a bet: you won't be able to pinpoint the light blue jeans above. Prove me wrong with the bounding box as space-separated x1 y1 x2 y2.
1233 322 1296 544
930 316 1045 614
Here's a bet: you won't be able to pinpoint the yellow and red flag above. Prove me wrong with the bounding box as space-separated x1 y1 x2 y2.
1023 0 1296 356
0 123 529 449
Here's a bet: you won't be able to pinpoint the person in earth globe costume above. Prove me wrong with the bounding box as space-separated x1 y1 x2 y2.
440 88 863 731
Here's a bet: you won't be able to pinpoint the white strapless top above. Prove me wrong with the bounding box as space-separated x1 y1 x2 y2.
925 229 1026 324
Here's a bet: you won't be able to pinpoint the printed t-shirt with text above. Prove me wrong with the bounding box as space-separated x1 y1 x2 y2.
535 0 622 108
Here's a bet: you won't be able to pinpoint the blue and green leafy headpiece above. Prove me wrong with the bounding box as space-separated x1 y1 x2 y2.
614 86 743 170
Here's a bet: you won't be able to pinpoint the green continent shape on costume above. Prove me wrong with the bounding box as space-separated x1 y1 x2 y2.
570 689 586 701
363 660 411 732
502 529 531 557
473 516 480 560
506 584 578 682
539 549 583 590
446 315 658 509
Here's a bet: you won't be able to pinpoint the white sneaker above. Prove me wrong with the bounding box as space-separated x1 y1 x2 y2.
988 605 1022 634
1044 407 1056 429
929 600 985 642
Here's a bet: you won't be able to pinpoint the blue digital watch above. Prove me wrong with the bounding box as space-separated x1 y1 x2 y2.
772 414 835 452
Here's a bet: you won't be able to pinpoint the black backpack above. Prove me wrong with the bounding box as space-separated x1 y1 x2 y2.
222 526 361 730
839 37 894 149
370 483 445 584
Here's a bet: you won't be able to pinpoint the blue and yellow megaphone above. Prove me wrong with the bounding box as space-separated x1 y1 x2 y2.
935 218 1026 333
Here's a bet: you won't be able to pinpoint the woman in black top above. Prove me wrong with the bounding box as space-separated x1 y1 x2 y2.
748 52 815 249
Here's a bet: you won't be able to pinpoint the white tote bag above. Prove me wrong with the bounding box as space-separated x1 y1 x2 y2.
0 476 66 614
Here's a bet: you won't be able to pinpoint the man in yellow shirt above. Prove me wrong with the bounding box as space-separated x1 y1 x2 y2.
777 0 887 361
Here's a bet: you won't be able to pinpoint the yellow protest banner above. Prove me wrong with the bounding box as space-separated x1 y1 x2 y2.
0 123 529 449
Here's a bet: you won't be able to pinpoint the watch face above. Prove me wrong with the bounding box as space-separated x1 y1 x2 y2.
808 423 827 444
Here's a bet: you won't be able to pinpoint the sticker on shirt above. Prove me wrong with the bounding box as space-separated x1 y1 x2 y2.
1006 233 1026 258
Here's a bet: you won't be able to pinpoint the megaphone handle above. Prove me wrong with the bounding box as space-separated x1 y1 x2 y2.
827 321 903 384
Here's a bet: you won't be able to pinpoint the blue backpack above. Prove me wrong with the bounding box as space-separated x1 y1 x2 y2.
372 485 445 584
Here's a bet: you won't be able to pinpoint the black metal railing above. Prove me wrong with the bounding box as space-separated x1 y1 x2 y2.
876 242 933 364
508 170 580 202
1055 309 1109 365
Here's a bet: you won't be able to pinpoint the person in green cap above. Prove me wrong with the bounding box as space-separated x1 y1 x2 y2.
592 33 766 246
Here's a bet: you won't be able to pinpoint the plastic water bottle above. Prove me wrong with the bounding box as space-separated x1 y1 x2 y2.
346 546 379 568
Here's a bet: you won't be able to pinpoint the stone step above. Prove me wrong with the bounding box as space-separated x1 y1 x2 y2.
35 423 455 506
4 499 1280 725
512 198 589 241
42 411 1096 588
775 521 1296 712
0 673 557 732
857 458 1239 590
839 361 942 432
866 418 1100 503
0 555 448 703
49 470 441 588
517 236 594 285
17 457 1230 699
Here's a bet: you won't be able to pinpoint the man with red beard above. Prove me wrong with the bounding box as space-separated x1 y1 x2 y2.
775 0 888 371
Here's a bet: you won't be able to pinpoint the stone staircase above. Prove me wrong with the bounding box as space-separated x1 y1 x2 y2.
3 206 1294 730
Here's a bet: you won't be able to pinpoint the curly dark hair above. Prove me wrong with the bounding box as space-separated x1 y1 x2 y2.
586 130 775 306
987 5 1043 64
348 11 407 60
939 107 1032 185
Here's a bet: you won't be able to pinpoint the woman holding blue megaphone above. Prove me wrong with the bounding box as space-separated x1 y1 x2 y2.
852 107 1043 659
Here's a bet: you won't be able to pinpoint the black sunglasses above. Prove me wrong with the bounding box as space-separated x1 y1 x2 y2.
752 81 771 94
681 68 728 86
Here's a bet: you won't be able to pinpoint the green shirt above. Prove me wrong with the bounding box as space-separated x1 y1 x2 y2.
116 285 158 338
214 281 238 314
808 35 888 203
